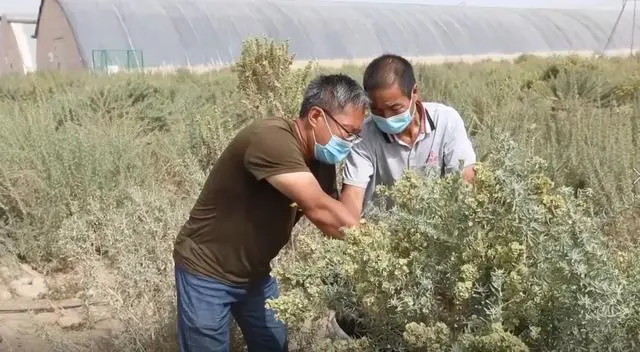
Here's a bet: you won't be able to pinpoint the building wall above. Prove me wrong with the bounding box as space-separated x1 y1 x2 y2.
0 20 24 75
36 0 83 71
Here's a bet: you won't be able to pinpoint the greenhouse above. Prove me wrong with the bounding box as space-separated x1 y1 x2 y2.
34 0 640 70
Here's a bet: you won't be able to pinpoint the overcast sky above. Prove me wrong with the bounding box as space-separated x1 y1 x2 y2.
0 0 628 15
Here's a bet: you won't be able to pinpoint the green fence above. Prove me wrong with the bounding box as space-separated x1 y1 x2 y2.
91 49 144 73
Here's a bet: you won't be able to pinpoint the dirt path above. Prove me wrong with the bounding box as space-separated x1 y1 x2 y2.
0 261 119 352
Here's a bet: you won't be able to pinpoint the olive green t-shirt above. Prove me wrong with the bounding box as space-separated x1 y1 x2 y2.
173 117 337 285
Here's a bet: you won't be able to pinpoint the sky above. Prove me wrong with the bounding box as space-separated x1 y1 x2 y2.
0 0 628 15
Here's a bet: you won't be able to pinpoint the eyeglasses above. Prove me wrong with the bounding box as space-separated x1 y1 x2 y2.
322 109 362 144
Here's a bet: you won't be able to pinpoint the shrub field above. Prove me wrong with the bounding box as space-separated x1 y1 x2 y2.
0 38 639 351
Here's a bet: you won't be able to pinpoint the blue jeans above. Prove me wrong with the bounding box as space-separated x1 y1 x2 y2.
175 265 288 352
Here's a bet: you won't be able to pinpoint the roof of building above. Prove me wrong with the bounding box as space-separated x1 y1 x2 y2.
34 0 640 68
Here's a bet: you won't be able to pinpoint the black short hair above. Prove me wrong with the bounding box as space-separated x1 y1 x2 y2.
362 54 416 98
299 74 369 117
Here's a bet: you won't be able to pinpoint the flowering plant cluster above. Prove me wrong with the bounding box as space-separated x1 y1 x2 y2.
269 135 640 351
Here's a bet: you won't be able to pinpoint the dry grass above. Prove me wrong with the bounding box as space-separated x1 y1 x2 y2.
0 38 638 350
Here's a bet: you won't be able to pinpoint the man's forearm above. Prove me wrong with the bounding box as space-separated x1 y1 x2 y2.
338 185 365 220
339 195 362 220
304 198 359 239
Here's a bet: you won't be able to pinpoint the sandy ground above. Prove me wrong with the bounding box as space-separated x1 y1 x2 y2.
0 259 120 352
0 257 344 352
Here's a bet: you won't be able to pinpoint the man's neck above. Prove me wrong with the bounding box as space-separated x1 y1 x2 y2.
293 119 314 163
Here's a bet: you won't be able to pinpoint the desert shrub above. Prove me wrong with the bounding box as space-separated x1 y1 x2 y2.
269 134 640 351
0 37 314 352
1 36 639 352
232 37 315 120
0 70 240 266
187 37 317 173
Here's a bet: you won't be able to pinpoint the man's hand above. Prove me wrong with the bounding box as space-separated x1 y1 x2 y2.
462 165 476 184
267 172 360 239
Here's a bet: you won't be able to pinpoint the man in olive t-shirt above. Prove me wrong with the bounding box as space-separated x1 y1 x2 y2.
173 74 369 352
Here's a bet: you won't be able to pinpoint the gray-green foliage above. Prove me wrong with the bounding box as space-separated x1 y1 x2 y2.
233 37 315 120
0 38 639 352
269 134 640 351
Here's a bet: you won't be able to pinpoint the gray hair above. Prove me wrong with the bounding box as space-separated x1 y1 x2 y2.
299 74 370 117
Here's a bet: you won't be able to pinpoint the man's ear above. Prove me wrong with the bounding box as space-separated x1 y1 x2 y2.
307 106 323 129
412 84 420 99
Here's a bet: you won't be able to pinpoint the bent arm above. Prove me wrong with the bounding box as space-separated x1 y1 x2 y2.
267 172 359 239
340 136 374 219
339 183 366 220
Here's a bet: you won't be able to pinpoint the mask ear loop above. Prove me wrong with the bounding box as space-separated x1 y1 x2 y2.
311 121 318 146
321 110 353 146
321 111 334 137
312 110 331 146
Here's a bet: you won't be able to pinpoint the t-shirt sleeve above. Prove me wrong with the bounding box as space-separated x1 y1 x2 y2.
244 123 310 181
341 138 374 189
442 107 477 174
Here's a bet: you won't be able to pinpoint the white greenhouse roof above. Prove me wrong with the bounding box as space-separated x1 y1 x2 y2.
38 0 640 68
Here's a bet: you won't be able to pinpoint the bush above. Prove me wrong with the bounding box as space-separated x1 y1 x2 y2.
1 37 639 352
0 37 313 352
268 134 640 351
232 37 315 120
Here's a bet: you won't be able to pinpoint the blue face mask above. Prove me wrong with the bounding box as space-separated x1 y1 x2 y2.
371 98 415 134
313 113 353 165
